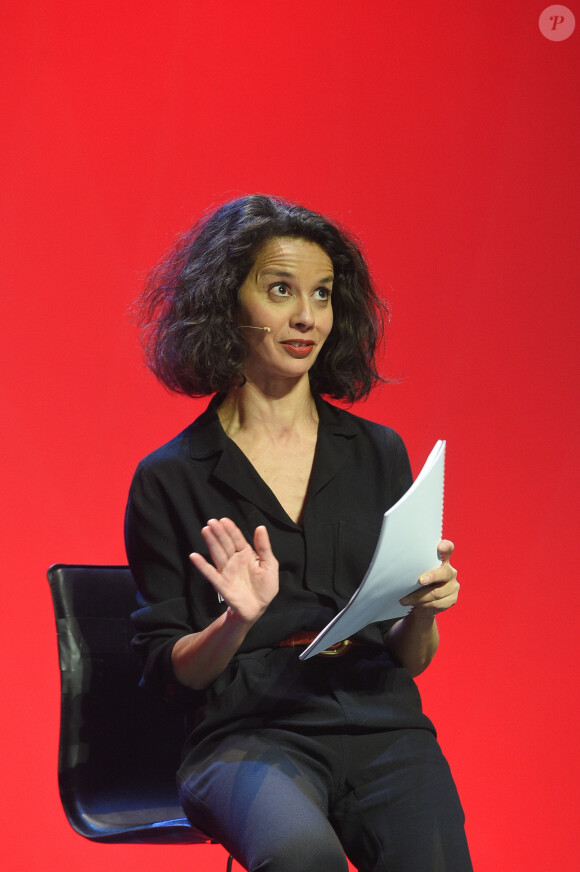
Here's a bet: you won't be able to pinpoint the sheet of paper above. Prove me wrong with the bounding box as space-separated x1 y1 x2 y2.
300 440 445 660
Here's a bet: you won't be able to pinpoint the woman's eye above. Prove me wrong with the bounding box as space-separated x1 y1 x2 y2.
313 287 331 301
270 283 291 297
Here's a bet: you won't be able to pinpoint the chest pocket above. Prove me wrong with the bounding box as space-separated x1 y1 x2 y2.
335 520 381 600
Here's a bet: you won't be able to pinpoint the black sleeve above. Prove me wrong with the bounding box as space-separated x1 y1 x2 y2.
125 459 201 708
387 428 414 505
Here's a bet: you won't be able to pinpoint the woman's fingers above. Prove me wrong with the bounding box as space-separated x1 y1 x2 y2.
202 519 278 576
188 519 279 623
418 540 457 587
436 539 454 563
201 518 249 569
188 550 221 585
406 578 459 606
400 539 460 612
200 524 230 570
253 525 278 568
220 517 253 551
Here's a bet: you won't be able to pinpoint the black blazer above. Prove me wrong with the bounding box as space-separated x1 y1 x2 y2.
125 395 433 747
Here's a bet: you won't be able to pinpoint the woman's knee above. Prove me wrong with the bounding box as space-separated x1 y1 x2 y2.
180 774 348 872
247 830 349 872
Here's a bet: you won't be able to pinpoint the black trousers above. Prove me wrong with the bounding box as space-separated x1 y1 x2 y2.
179 726 473 872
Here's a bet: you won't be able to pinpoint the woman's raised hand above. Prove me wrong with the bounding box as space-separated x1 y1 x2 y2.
189 518 279 625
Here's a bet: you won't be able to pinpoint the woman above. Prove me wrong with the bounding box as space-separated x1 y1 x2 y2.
126 194 472 872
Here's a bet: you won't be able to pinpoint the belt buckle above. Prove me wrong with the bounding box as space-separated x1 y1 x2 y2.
319 638 352 657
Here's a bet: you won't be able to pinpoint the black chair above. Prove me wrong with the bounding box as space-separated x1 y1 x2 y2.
47 564 227 854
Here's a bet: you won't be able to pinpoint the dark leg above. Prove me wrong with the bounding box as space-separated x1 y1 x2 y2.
332 730 473 872
179 731 349 872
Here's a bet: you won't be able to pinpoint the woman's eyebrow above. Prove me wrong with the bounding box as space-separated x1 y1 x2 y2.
260 269 334 283
260 269 294 279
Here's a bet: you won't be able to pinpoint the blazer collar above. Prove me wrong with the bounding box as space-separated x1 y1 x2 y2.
188 394 229 460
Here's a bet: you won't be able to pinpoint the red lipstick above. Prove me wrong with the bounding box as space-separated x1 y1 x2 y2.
280 340 315 357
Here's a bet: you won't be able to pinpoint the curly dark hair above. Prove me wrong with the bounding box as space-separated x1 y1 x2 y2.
136 194 388 402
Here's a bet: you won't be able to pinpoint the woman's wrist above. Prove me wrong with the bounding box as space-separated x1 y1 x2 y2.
402 607 437 630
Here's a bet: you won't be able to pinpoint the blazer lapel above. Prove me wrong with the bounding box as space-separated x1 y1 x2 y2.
306 398 358 500
211 440 297 528
189 398 295 526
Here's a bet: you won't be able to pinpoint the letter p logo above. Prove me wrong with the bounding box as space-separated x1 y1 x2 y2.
539 6 576 41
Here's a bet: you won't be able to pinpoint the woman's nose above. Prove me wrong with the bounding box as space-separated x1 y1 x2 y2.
290 296 315 329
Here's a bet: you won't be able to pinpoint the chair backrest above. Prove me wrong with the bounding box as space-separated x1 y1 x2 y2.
48 564 210 844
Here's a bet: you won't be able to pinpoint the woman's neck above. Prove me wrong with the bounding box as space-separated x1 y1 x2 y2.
217 377 318 439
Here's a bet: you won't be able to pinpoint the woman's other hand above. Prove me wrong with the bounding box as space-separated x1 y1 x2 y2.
400 539 460 616
388 540 460 676
189 518 279 625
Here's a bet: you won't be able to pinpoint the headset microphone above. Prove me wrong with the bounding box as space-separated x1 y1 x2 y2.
240 325 271 332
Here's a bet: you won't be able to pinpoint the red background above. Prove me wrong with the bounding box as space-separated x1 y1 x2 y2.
2 2 578 869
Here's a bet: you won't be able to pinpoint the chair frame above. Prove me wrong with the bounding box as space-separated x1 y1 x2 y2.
48 563 213 846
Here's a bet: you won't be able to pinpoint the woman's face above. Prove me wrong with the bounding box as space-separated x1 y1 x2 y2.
237 236 334 386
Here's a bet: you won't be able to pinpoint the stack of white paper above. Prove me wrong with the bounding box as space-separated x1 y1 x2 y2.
300 440 446 660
